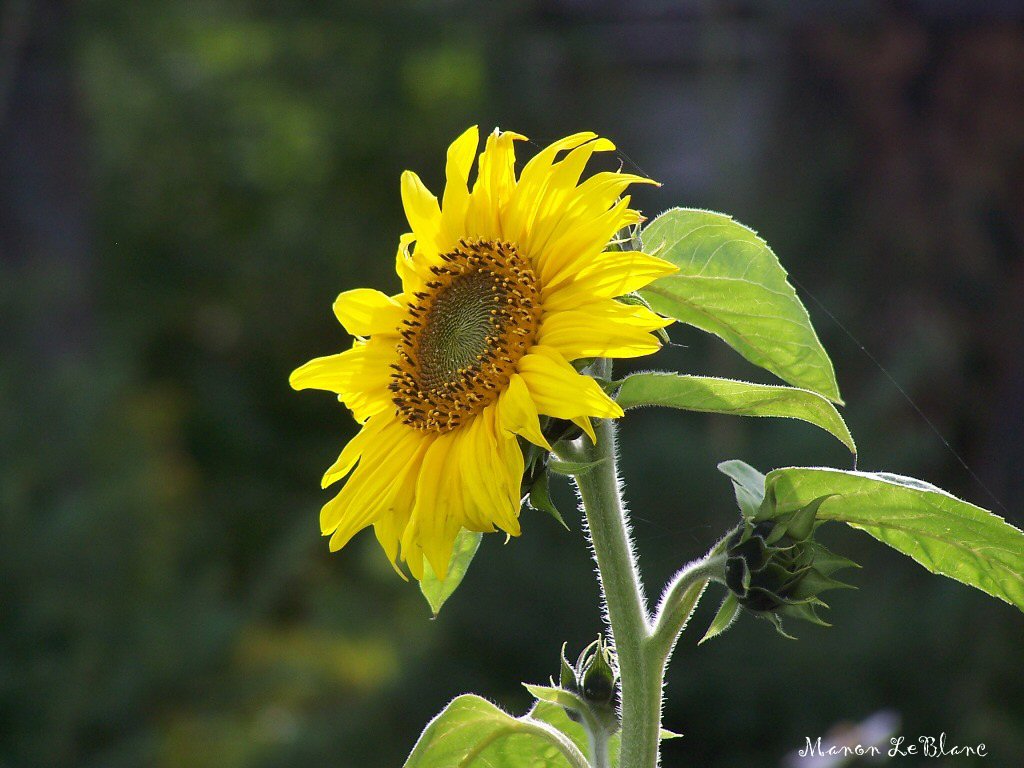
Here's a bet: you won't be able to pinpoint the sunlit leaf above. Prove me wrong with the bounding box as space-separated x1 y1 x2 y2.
617 373 855 454
763 468 1024 612
639 208 841 403
420 528 482 617
404 695 588 768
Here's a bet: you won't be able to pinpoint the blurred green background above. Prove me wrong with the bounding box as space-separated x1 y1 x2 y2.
2 1 1023 766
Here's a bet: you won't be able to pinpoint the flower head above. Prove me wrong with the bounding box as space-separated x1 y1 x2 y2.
291 127 675 580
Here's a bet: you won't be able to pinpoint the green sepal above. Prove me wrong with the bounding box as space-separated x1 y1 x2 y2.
717 460 766 520
419 528 482 617
558 643 577 690
524 683 591 718
699 592 742 644
788 566 855 600
527 469 568 530
764 612 798 640
548 457 607 477
615 292 672 344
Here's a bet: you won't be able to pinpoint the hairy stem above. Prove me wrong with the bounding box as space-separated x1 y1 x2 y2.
565 408 661 768
586 725 612 768
649 551 727 663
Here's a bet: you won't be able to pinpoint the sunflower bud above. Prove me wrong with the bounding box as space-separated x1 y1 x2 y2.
554 635 619 727
578 636 617 707
716 496 858 638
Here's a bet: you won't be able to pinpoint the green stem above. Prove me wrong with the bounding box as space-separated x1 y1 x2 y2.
649 551 727 662
586 725 612 768
565 412 661 768
563 362 729 768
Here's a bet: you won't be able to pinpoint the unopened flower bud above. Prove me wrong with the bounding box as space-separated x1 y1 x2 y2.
724 496 858 634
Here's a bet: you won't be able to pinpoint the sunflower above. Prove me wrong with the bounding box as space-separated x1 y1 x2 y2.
290 127 675 580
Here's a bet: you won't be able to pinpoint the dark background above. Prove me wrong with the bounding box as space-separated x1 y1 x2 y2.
2 1 1023 766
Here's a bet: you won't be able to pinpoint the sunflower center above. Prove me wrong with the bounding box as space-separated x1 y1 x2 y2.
390 239 541 433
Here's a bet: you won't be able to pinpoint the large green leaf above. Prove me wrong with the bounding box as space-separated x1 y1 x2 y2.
763 468 1024 612
404 695 589 768
639 208 841 403
617 373 855 454
420 528 482 617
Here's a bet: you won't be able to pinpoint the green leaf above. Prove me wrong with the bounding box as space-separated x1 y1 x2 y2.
699 593 742 644
639 208 841 403
420 528 482 617
763 468 1024 612
526 702 591 758
405 695 589 768
717 459 766 519
616 373 855 454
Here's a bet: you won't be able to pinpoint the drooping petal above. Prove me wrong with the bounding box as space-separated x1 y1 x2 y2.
459 405 518 534
323 423 425 551
572 415 597 444
517 345 623 421
405 433 462 579
321 413 389 488
496 373 550 449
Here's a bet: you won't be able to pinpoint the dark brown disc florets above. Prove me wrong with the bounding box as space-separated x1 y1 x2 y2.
388 239 541 433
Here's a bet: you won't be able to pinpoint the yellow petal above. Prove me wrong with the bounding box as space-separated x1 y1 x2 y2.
400 170 441 249
323 424 424 550
505 132 598 240
333 288 406 336
321 413 388 488
542 251 677 311
537 300 671 360
405 434 459 579
572 415 596 444
394 232 424 291
522 138 616 255
569 171 657 215
290 339 392 396
469 128 526 238
459 407 516 533
517 345 623 420
494 428 525 537
496 373 551 449
438 126 479 249
538 196 641 288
